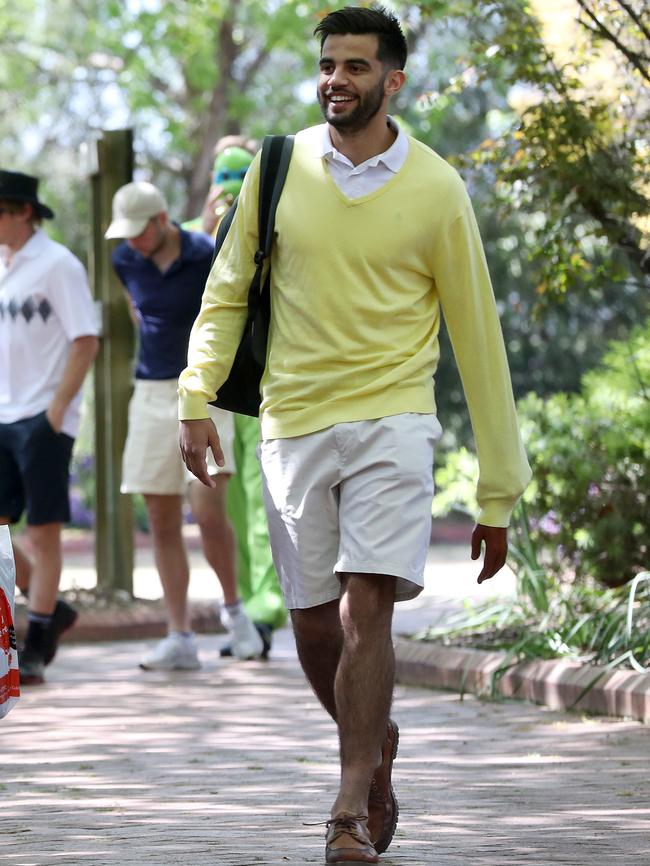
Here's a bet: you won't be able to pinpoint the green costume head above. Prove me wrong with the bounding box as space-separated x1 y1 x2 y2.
213 146 254 197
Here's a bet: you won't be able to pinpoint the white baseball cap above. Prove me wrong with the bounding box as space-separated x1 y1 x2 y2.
105 181 168 239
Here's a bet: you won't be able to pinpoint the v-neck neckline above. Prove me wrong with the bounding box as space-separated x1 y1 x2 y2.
321 146 412 207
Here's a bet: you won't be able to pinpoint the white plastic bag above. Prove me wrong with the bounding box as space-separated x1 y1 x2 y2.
0 525 20 718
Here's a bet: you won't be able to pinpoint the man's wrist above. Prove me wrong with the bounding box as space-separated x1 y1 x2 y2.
46 401 66 431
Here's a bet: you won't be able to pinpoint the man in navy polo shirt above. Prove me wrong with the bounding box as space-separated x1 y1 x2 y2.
107 181 263 670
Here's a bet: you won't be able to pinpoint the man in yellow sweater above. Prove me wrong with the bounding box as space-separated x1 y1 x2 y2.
179 6 531 863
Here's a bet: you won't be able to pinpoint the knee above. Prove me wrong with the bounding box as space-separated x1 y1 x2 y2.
193 502 231 540
339 575 395 640
145 501 181 541
291 602 340 648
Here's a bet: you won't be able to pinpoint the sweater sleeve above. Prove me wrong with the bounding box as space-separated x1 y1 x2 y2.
178 155 261 420
432 185 531 526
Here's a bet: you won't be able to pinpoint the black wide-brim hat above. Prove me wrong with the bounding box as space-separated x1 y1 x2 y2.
0 170 55 219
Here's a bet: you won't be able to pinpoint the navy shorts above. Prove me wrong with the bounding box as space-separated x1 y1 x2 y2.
0 412 75 525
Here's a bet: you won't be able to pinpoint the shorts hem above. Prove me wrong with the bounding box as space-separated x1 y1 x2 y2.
25 512 70 527
394 583 425 603
283 586 341 611
120 483 185 496
335 558 424 584
335 558 425 603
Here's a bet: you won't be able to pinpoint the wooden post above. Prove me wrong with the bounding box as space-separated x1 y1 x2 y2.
87 130 135 593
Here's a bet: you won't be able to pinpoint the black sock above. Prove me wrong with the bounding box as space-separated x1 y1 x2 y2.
25 614 52 654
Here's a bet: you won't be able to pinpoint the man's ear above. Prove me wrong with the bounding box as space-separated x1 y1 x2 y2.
384 68 406 97
18 203 34 224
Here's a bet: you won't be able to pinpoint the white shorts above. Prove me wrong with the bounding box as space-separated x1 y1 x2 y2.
121 379 235 495
259 413 443 609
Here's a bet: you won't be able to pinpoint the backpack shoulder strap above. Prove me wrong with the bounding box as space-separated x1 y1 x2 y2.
256 134 295 264
210 195 238 265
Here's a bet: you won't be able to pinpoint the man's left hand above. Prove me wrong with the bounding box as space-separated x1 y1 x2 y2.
471 524 508 584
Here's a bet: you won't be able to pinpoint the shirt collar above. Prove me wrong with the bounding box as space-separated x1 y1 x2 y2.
12 228 46 262
316 117 408 173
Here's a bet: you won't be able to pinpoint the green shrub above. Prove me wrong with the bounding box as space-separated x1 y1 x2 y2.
433 319 650 588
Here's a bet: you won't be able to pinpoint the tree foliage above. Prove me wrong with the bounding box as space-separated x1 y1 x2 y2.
0 0 331 217
454 0 649 294
415 0 649 444
3 0 646 278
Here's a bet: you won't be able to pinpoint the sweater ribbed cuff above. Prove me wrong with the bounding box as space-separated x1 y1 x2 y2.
477 498 516 528
178 392 210 421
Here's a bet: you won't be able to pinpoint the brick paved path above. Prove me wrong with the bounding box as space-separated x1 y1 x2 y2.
1 633 648 865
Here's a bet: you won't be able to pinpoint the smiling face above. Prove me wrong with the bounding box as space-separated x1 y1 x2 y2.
317 33 399 133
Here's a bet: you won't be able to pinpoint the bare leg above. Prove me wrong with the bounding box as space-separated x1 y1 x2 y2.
188 475 239 605
291 575 396 820
9 537 32 595
144 494 190 633
25 523 62 614
290 599 342 720
332 573 396 818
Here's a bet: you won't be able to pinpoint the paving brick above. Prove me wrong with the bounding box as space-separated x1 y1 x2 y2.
1 634 648 865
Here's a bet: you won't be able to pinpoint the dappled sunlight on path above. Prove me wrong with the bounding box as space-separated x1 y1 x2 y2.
1 638 648 864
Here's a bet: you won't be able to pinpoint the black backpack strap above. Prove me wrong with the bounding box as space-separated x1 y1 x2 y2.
210 136 293 323
256 134 295 266
210 194 238 266
209 134 293 270
246 135 294 365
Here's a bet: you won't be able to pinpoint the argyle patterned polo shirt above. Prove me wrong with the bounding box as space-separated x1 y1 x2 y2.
0 230 98 437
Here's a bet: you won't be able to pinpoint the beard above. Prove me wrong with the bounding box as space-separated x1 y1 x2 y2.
318 75 386 133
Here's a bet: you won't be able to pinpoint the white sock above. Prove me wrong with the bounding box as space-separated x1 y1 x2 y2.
224 601 243 617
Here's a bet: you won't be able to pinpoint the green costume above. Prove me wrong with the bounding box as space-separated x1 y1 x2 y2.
227 414 286 629
213 146 254 197
184 145 286 631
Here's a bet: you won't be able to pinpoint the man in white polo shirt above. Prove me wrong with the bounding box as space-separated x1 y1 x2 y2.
0 170 99 686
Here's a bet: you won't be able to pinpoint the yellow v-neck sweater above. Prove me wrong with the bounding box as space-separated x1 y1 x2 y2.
179 128 531 526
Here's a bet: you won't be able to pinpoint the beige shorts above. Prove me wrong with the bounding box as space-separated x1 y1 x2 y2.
259 413 443 609
121 379 235 495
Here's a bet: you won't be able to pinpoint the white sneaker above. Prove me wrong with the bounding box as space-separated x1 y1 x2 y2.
220 607 264 660
139 632 201 671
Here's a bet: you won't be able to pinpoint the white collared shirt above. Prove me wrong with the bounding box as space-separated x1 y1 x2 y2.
0 229 98 435
313 116 409 199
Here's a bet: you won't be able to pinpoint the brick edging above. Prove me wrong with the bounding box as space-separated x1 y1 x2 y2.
14 602 224 644
394 636 650 723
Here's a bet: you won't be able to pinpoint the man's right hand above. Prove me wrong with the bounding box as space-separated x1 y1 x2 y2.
179 418 223 488
201 185 231 235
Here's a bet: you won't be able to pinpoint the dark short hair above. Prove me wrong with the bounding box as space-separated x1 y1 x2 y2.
0 199 22 214
314 5 407 70
0 198 40 224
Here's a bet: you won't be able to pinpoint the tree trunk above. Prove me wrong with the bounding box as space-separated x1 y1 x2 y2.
185 15 240 219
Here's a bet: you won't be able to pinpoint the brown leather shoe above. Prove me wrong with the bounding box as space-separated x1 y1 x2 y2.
325 813 378 864
368 719 399 854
